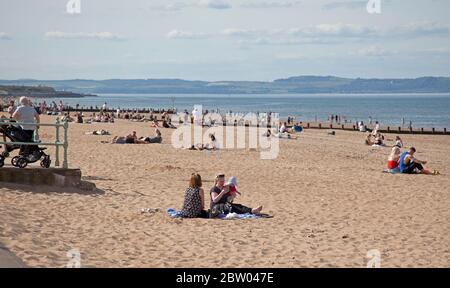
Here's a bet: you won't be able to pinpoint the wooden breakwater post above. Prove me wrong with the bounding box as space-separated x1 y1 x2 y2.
307 123 310 129
398 127 401 133
432 128 435 134
387 126 390 133
329 124 333 129
318 123 322 129
341 124 345 130
445 128 447 135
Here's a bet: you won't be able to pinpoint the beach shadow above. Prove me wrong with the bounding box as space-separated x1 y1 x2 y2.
0 182 106 196
82 175 115 181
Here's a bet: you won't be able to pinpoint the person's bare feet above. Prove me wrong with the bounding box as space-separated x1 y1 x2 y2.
252 206 263 214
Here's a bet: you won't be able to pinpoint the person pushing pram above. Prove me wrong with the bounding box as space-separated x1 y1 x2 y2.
0 96 50 168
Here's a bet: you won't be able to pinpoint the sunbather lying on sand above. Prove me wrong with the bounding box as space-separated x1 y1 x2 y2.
187 134 219 150
110 131 143 144
85 129 110 135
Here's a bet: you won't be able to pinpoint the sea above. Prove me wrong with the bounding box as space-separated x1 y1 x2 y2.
33 93 450 129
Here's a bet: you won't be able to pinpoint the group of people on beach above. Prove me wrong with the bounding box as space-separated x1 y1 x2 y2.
387 145 440 175
179 173 263 218
110 128 162 144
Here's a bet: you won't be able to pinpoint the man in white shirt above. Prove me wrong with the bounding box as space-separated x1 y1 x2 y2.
12 96 40 141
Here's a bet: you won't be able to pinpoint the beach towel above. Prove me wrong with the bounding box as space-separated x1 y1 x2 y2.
166 208 271 220
383 169 400 174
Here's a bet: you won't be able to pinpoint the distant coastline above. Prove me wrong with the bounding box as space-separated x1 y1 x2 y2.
1 76 450 94
0 85 97 98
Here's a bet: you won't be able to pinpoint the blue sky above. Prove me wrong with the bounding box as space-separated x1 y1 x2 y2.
1 0 450 81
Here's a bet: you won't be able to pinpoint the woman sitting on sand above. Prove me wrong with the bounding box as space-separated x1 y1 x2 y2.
394 136 403 148
387 146 401 172
139 129 162 144
162 119 176 129
180 173 208 218
210 174 263 217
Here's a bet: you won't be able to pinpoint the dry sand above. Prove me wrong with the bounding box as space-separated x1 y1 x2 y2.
0 114 449 268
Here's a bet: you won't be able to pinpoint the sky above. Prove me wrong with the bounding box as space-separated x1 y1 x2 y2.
1 0 450 81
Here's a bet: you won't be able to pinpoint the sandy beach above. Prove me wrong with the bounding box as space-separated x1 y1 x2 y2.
0 114 449 268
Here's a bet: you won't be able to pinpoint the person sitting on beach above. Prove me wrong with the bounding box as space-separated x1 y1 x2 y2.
373 133 385 146
387 146 401 172
62 112 74 122
76 112 84 124
125 131 138 144
139 129 162 144
204 134 219 150
394 136 403 148
180 173 208 218
399 147 439 175
162 119 176 129
279 122 288 134
210 175 263 217
365 134 374 145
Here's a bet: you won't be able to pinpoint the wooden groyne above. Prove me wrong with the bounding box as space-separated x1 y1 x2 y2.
298 122 448 135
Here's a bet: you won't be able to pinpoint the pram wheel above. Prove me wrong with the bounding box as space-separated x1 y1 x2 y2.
17 157 28 169
40 157 51 169
1 151 9 158
11 156 20 167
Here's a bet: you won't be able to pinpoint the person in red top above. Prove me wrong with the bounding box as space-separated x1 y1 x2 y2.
387 146 401 172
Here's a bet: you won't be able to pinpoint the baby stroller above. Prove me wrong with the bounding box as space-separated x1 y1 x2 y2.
0 123 51 169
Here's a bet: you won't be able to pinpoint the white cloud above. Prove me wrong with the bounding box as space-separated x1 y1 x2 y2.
274 53 305 60
419 47 450 54
323 1 367 10
241 1 302 8
0 32 12 40
396 22 450 37
44 31 124 40
149 2 188 11
166 30 210 39
223 24 379 38
149 0 231 11
355 46 394 57
222 23 379 46
287 23 379 37
197 0 232 9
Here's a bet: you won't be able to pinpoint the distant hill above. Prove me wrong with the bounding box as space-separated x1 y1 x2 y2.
1 76 450 94
0 85 96 98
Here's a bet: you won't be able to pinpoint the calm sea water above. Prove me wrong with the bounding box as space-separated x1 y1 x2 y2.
35 93 450 128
